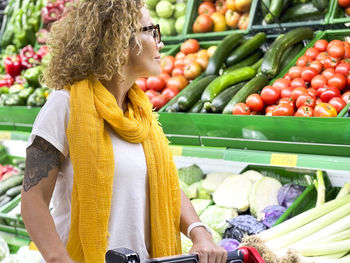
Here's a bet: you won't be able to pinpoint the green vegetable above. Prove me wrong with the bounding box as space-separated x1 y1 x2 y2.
201 172 235 193
0 196 12 207
178 164 204 185
0 174 24 195
4 94 25 106
261 0 270 17
175 16 185 34
197 186 212 200
241 170 263 183
336 183 350 199
223 50 263 75
0 237 9 261
312 0 328 11
18 87 34 100
159 18 175 36
191 199 213 216
188 100 203 113
281 2 323 22
181 233 192 254
8 84 24 94
24 66 42 86
174 2 186 18
156 1 174 18
5 185 22 198
146 0 159 9
279 43 304 72
27 88 47 107
264 0 284 23
225 33 267 66
315 170 326 207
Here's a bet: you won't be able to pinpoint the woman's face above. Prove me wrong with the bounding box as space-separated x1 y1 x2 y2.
129 9 164 77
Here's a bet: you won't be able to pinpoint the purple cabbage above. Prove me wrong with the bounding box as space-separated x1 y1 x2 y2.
218 238 240 252
262 205 287 228
278 183 305 208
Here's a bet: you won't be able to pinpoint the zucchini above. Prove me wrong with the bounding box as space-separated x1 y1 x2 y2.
177 75 217 110
281 3 323 22
206 33 243 76
6 185 22 198
210 82 247 113
0 195 7 203
0 174 24 195
169 101 181 112
264 0 284 23
223 50 263 75
251 58 263 71
225 33 267 66
201 67 256 103
0 196 11 207
312 0 328 12
261 0 270 17
223 74 269 114
279 43 304 73
261 27 314 78
188 100 204 113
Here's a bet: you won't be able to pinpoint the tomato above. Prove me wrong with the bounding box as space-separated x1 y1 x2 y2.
136 77 147 92
338 0 350 7
162 87 178 101
289 66 303 79
295 106 314 117
184 54 198 65
314 103 337 117
265 105 276 114
301 67 318 83
329 97 346 113
235 0 252 12
296 56 310 67
324 56 340 69
172 67 184 77
344 42 350 59
174 57 185 68
346 6 350 16
320 86 341 102
226 0 236 10
291 87 308 102
296 94 316 108
175 52 186 60
291 78 307 89
196 55 209 69
311 75 327 90
279 97 295 109
198 2 216 15
328 73 347 90
159 72 171 83
327 42 345 59
316 98 322 105
261 85 280 105
160 56 175 74
193 14 214 33
347 74 350 86
246 93 264 112
147 76 166 91
216 0 228 14
316 86 328 97
314 39 328 52
309 60 323 73
210 12 227 32
232 102 251 115
305 47 319 60
316 52 328 64
273 78 290 92
197 49 208 58
335 62 350 76
145 90 160 101
184 61 202 80
328 40 344 49
166 75 188 91
307 88 317 98
225 10 240 28
238 12 249 30
207 46 217 57
272 103 294 116
151 95 168 110
322 68 335 80
342 91 350 103
284 73 292 81
180 39 200 55
280 86 293 98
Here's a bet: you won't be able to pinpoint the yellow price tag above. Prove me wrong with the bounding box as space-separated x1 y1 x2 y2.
170 146 183 156
0 132 11 140
270 153 298 167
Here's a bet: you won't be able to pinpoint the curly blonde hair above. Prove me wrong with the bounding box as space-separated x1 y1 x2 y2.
43 0 144 90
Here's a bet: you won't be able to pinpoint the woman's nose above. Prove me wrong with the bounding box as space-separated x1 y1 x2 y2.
157 41 164 50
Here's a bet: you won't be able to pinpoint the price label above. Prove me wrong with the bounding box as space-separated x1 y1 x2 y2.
170 146 183 156
0 132 11 140
270 153 298 167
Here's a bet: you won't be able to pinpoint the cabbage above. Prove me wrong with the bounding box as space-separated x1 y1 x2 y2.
0 237 9 261
175 16 185 34
261 205 287 228
151 17 160 25
278 183 305 208
164 0 176 3
201 172 235 193
181 233 192 254
187 182 201 199
197 185 212 200
241 170 264 183
211 228 222 244
200 205 238 236
191 199 213 216
174 2 186 18
146 0 159 9
148 9 158 19
156 1 174 18
178 164 204 185
1 255 20 263
218 238 240 252
16 246 42 262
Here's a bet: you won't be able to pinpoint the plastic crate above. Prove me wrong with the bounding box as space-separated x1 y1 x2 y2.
183 0 255 41
0 106 41 132
329 0 350 26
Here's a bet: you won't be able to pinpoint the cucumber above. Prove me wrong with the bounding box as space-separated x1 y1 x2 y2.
312 0 328 12
177 75 217 110
210 82 247 113
188 100 204 113
264 0 284 23
206 33 243 76
279 43 304 73
225 33 267 66
281 3 323 22
223 50 263 75
223 74 269 114
0 174 24 195
12 158 25 165
6 185 22 198
0 196 11 207
261 0 270 17
0 195 7 203
201 67 256 103
261 27 314 78
251 58 264 71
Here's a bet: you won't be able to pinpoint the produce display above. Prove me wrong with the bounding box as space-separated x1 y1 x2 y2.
338 0 350 16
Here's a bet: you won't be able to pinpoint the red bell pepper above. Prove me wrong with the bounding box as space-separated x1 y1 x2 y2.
37 45 50 59
20 45 36 60
3 55 22 77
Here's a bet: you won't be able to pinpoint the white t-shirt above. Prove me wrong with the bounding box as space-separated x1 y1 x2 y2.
27 90 151 262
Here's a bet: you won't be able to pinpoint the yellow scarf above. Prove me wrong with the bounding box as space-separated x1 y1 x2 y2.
65 78 181 262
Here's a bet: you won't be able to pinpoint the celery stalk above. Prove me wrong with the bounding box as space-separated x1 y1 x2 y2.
317 228 350 243
337 183 350 199
300 252 350 263
258 194 350 241
298 238 350 256
316 170 325 207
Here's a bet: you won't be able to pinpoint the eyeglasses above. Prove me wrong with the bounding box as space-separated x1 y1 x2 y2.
142 24 161 44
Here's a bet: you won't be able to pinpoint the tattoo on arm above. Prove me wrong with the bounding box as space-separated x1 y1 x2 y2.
23 136 61 192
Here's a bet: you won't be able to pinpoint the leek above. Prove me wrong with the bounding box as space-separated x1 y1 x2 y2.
317 228 350 243
300 252 350 263
337 183 350 199
316 170 325 207
298 239 350 256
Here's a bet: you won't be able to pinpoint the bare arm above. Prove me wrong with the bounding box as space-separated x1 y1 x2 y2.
180 190 226 263
21 136 73 263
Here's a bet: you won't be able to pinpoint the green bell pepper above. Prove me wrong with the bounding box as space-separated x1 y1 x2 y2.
4 93 25 106
24 66 42 87
27 88 46 107
9 84 24 94
18 87 34 101
0 87 9 94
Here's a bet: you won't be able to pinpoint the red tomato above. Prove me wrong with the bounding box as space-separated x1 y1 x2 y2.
289 66 303 79
291 78 307 89
307 88 317 98
284 73 292 81
261 85 280 105
183 61 202 80
314 39 328 52
341 91 350 103
280 86 293 98
166 75 188 91
151 95 168 110
232 102 251 115
272 103 294 116
311 75 327 90
145 90 160 101
322 68 335 80
317 86 328 97
279 97 295 109
225 10 241 28
160 56 175 74
328 40 344 49
246 93 264 112
147 76 166 91
159 72 171 83
180 39 200 55
316 98 322 105
184 54 198 66
196 55 209 69
265 105 276 114
198 2 216 15
314 103 337 117
135 77 147 92
273 78 291 92
238 12 249 30
335 62 350 76
235 0 251 12
338 0 350 7
172 67 184 77
344 42 350 59
320 86 341 102
309 60 323 73
329 97 346 113
296 56 311 67
305 47 319 60
347 74 350 86
162 87 178 101
327 42 345 58
175 52 186 60
291 87 308 102
193 14 214 33
295 106 314 117
301 67 318 83
316 52 328 64
216 0 228 14
296 94 316 108
324 56 340 69
174 58 185 68
328 73 347 90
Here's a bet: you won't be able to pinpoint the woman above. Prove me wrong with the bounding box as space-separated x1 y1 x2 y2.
21 1 227 263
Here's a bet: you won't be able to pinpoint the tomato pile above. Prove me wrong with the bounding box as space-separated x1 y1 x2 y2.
192 0 251 33
137 39 216 110
232 39 350 117
338 0 350 16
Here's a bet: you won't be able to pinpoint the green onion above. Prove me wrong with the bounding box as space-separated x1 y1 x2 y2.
316 170 325 207
298 239 350 256
337 183 350 199
300 252 350 263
